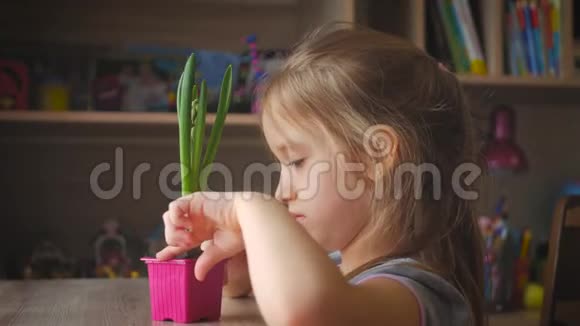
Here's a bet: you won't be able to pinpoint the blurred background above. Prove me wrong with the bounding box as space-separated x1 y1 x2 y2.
1 0 579 317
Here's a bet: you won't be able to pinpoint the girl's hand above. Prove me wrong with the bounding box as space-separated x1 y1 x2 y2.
156 191 249 281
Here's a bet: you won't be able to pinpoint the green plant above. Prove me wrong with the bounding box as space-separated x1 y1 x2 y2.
177 53 233 195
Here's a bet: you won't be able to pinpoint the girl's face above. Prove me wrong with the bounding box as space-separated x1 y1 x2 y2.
262 111 372 252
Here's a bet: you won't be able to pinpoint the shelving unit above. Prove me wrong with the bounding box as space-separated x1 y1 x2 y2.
0 111 260 126
458 74 580 88
0 0 356 118
0 0 354 52
357 0 579 89
3 0 576 118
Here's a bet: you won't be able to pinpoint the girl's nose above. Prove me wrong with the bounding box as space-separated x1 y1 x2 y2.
274 170 296 203
274 185 283 203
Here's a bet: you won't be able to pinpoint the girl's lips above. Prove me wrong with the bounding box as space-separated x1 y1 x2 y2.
290 213 305 220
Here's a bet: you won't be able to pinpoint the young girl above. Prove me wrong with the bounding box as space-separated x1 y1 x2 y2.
157 25 484 326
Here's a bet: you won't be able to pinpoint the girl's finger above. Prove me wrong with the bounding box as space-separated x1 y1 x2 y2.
162 211 189 233
162 212 195 247
194 241 231 281
156 245 188 261
165 207 193 230
194 229 244 281
167 199 193 228
200 239 213 251
165 228 194 248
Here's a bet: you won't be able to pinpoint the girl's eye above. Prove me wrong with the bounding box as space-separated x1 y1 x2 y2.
288 158 305 168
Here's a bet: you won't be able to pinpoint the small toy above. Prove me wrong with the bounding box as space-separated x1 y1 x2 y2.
39 75 70 111
93 75 122 111
142 52 232 323
0 59 29 110
23 241 73 279
94 219 132 278
120 62 168 112
233 35 286 114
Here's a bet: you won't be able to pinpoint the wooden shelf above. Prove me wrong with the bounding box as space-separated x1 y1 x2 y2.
196 0 297 5
458 75 580 89
0 111 260 126
359 0 575 82
1 0 351 52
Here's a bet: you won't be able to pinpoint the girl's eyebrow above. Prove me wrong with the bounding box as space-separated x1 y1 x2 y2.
276 141 307 153
275 143 290 154
271 142 307 162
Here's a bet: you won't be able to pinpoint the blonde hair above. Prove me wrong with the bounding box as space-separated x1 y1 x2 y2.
260 24 485 326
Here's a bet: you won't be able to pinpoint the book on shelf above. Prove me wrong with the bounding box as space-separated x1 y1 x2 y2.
429 0 487 75
453 0 487 74
505 0 561 77
427 0 454 70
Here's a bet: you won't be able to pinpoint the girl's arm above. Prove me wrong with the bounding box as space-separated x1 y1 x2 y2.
222 251 252 298
236 195 420 326
158 192 419 325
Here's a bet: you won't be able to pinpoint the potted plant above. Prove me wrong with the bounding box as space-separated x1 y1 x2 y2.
141 53 233 323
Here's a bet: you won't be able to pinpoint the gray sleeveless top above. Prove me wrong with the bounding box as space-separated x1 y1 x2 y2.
340 255 472 326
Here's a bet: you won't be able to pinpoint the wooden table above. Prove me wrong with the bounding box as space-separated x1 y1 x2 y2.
0 279 263 325
0 279 539 326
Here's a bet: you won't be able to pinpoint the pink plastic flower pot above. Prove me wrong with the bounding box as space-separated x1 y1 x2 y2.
141 257 226 323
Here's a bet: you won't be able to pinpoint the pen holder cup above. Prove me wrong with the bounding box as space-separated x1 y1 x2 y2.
141 258 226 323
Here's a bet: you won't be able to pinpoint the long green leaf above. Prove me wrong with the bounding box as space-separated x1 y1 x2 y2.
189 84 199 190
178 54 195 195
191 84 198 125
176 72 184 113
202 65 233 171
191 80 207 192
189 107 198 192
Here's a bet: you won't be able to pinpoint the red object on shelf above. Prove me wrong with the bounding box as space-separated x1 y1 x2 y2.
93 75 122 111
511 257 530 309
141 258 226 323
0 59 29 110
483 106 528 174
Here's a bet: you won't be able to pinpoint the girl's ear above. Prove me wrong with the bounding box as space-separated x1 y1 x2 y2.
362 124 399 182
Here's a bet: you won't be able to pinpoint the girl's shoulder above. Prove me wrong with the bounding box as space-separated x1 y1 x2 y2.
350 258 473 326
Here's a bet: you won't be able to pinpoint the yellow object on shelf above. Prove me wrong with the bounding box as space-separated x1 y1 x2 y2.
40 81 70 111
523 283 544 310
470 60 487 75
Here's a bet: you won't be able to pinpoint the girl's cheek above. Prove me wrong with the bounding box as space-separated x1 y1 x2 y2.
294 169 313 199
296 160 332 200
